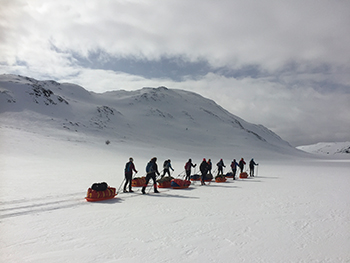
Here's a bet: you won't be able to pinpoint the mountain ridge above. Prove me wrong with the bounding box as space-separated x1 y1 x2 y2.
0 74 299 158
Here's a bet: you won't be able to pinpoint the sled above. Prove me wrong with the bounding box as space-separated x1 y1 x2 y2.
85 187 117 202
215 176 227 183
239 172 248 179
158 181 172 188
132 177 146 187
204 174 213 182
171 179 191 189
225 172 233 178
157 176 174 188
190 174 201 181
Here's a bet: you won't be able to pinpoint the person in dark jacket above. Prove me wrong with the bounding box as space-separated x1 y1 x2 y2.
216 159 226 176
200 158 209 185
161 159 174 178
124 157 138 193
184 159 196 181
230 159 239 180
249 158 258 177
207 159 212 175
142 157 160 194
238 158 246 173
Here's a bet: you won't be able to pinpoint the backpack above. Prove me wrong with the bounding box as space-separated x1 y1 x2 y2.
163 160 169 169
91 182 108 191
146 162 153 173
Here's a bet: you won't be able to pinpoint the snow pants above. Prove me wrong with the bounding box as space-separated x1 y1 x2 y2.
124 172 132 191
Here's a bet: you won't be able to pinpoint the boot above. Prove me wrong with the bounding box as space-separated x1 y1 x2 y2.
141 187 146 194
154 184 159 193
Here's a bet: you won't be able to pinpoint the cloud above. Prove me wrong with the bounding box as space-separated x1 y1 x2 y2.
1 0 350 146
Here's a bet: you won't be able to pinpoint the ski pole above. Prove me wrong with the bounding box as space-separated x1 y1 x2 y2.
116 178 125 195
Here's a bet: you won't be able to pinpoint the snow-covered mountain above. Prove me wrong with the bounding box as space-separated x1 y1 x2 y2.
0 74 299 158
297 141 350 156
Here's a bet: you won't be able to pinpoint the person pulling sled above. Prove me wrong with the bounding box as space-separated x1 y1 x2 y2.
142 157 160 194
200 158 209 185
230 159 239 180
249 158 258 177
184 159 196 181
238 158 246 173
161 159 174 178
216 159 226 176
124 157 138 193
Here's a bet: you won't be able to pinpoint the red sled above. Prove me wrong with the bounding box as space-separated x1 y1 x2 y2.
215 176 227 183
158 181 172 188
132 177 146 187
190 174 201 181
171 179 191 189
85 187 117 202
239 172 248 179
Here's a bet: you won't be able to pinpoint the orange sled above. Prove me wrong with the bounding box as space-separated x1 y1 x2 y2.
132 177 146 187
85 187 116 202
239 172 249 179
158 181 172 188
215 176 227 183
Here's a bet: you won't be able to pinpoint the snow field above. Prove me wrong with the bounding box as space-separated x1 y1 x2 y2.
1 128 349 262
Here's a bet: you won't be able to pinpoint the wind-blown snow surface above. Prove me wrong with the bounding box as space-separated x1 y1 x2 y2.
1 127 349 262
1 74 350 262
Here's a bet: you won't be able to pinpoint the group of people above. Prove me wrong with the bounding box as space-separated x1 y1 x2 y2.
123 157 258 193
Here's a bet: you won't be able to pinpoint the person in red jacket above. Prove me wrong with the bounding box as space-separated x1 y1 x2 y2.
184 159 196 181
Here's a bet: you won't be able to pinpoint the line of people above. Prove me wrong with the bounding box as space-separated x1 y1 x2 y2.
123 157 258 193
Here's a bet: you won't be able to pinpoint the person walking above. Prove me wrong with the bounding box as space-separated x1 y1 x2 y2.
161 159 174 178
216 159 226 176
200 158 209 185
184 159 196 181
238 158 246 173
207 159 212 175
230 159 239 180
249 158 258 177
124 157 138 193
142 157 160 194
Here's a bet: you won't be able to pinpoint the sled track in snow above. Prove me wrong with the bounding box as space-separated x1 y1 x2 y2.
0 192 85 219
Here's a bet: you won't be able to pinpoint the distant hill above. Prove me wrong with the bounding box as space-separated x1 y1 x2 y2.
297 142 350 156
0 74 302 158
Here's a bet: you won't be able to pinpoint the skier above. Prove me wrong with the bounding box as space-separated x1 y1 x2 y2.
230 159 239 180
184 159 196 181
238 158 246 173
124 157 138 193
207 159 212 175
199 158 209 185
216 159 226 176
249 158 258 177
161 159 174 178
142 157 160 194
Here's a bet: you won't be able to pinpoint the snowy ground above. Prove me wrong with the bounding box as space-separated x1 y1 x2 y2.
1 127 349 262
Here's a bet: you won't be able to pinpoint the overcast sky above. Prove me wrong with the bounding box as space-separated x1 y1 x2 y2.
1 0 350 146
